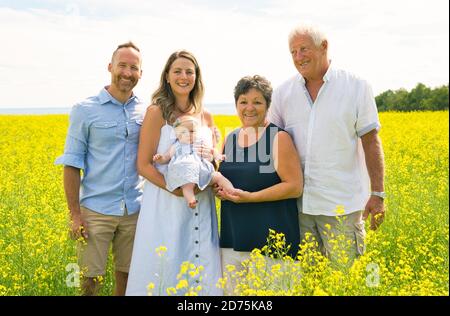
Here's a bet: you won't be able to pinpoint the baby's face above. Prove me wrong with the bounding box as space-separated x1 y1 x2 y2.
175 120 198 144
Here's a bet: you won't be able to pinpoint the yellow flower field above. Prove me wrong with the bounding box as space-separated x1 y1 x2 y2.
0 111 448 296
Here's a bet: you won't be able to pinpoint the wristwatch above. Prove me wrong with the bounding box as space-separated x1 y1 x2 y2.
371 191 386 200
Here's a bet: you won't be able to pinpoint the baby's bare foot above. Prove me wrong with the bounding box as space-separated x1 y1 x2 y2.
188 199 198 209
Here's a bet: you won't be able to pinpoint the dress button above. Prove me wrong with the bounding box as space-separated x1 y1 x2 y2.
195 213 198 216
195 241 199 244
195 254 199 258
195 227 198 230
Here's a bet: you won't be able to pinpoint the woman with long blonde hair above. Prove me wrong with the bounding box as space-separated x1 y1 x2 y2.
126 50 222 296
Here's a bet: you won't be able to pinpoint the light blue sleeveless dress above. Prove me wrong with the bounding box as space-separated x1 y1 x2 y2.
126 123 222 296
166 141 215 192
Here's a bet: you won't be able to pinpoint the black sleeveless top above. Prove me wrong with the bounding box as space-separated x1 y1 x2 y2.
218 123 300 257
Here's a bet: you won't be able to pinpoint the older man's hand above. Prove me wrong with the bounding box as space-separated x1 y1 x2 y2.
363 195 385 230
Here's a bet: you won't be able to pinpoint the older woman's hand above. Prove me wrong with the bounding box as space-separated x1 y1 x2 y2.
219 188 252 203
213 184 226 200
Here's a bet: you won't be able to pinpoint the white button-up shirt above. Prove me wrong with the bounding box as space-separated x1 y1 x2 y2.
268 65 380 216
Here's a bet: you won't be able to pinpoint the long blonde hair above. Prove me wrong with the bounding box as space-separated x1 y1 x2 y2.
151 50 204 122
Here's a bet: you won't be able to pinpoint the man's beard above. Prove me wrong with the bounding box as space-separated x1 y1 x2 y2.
115 76 137 92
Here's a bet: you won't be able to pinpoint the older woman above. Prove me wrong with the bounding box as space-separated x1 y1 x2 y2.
217 75 303 282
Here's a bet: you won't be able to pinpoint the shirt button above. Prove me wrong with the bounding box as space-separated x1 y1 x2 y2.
195 227 199 230
195 254 199 258
195 213 198 216
195 241 199 244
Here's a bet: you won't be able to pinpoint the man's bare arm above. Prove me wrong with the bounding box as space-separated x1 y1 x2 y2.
361 129 385 230
63 166 88 239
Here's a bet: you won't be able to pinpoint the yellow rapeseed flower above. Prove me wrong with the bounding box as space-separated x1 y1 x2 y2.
0 112 448 295
166 287 177 295
335 205 345 215
176 279 188 290
155 246 168 257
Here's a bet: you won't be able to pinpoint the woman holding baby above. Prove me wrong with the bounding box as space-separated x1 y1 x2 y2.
126 50 222 296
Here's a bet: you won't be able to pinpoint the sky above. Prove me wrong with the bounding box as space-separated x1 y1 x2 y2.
0 0 448 108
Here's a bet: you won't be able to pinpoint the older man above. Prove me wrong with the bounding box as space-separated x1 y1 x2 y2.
55 42 145 295
268 24 385 260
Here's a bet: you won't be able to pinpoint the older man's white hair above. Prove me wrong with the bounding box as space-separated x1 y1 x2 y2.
288 23 327 47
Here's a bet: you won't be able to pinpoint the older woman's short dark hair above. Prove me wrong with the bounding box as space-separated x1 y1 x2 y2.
234 75 273 108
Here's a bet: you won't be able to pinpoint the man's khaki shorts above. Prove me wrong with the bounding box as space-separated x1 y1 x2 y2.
76 206 138 277
299 211 366 260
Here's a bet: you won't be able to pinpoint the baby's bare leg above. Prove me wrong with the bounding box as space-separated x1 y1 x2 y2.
181 183 197 209
211 172 234 192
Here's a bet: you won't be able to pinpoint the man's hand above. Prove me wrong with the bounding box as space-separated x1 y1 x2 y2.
69 212 88 240
361 130 385 230
363 195 385 230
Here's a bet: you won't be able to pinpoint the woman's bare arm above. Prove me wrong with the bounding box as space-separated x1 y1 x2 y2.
220 131 303 203
137 105 182 196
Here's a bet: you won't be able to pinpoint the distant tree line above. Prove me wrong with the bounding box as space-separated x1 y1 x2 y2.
375 83 449 111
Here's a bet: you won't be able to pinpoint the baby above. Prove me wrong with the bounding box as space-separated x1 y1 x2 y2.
153 115 234 208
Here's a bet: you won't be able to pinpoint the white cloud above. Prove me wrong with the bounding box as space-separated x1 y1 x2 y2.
0 0 448 109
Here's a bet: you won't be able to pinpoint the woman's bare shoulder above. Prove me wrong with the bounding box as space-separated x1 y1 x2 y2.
273 130 296 149
144 105 165 125
146 104 163 116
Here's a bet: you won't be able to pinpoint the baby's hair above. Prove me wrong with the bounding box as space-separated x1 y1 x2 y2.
173 116 199 129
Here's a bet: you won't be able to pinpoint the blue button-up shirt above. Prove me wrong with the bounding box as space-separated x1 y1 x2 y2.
55 87 145 216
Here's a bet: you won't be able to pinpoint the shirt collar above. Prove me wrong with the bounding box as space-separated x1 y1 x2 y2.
322 60 334 82
98 86 139 106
